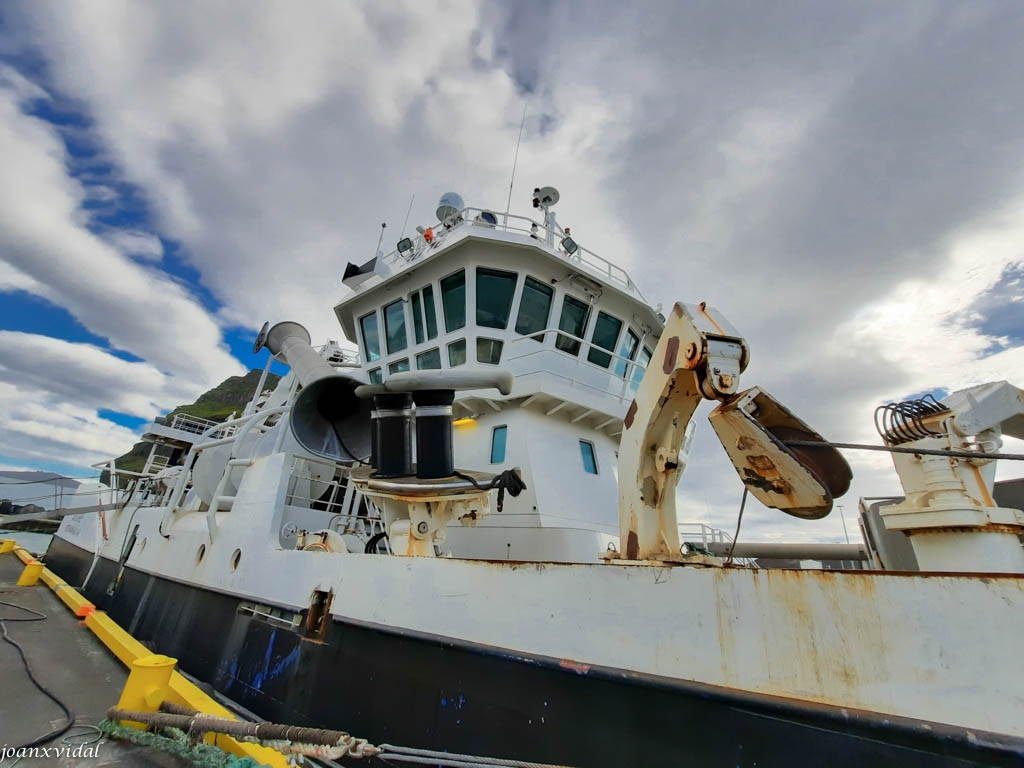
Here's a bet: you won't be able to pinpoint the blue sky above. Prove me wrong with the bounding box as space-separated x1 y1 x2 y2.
1 1 1022 541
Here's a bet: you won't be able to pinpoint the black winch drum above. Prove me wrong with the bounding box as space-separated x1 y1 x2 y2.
412 390 456 479
371 393 414 478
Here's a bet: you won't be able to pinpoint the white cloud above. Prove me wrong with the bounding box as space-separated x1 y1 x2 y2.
0 331 196 417
0 381 142 468
102 228 164 261
0 76 242 385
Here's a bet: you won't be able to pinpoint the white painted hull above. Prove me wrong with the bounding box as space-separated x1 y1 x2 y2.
56 453 1024 744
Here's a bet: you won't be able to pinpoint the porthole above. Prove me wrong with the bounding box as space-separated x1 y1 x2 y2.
230 548 242 571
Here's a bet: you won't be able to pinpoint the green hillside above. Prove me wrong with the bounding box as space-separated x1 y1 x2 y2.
104 369 280 485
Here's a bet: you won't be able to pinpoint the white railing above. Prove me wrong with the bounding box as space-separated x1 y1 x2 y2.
377 206 644 299
285 464 388 551
678 523 758 567
168 415 238 438
147 454 170 472
504 328 646 404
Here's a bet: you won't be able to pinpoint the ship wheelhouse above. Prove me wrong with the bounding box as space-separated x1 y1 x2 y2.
334 195 667 562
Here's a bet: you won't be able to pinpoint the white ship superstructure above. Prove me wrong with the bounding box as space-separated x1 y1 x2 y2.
334 190 673 562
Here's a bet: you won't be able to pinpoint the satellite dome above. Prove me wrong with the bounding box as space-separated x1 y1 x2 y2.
436 192 465 222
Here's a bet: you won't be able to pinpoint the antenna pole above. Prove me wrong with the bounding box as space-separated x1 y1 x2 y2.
399 194 415 239
838 504 851 544
374 222 387 258
504 102 528 231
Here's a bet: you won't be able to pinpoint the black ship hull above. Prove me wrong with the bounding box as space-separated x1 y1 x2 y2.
45 535 1022 767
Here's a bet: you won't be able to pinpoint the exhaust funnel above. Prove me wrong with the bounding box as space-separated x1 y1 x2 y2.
261 321 372 463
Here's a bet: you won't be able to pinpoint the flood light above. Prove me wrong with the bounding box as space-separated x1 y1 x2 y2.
561 236 579 256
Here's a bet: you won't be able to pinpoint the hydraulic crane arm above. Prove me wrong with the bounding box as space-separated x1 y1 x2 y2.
616 302 851 561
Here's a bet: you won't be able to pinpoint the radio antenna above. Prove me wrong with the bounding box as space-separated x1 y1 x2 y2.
504 102 528 228
399 193 415 239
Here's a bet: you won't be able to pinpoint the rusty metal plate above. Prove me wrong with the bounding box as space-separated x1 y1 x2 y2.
709 388 852 519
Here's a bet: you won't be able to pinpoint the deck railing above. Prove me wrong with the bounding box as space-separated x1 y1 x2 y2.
504 328 647 405
378 207 644 299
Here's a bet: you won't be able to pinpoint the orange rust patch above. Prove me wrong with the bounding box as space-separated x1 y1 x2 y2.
736 436 756 450
559 659 591 674
663 336 680 374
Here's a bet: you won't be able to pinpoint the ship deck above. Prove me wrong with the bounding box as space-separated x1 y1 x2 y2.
0 552 190 767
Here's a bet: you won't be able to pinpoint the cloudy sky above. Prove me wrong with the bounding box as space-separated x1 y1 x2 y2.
1 1 1022 542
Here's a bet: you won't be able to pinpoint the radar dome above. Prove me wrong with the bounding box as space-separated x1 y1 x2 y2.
436 192 465 222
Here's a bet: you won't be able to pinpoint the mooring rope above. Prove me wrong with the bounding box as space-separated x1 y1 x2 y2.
106 705 574 768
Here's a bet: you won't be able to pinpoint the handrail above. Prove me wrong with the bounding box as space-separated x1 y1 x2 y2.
375 206 644 299
162 406 290 528
504 328 647 402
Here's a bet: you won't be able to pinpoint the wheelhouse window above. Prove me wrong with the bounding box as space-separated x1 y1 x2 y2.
515 276 553 341
416 347 441 370
448 338 467 367
579 440 598 474
555 295 590 356
423 285 438 339
477 337 504 365
411 292 425 344
476 267 517 329
614 329 640 378
441 270 466 332
359 312 381 362
367 368 383 384
383 300 408 354
630 346 653 389
410 285 439 344
388 358 410 374
490 425 508 464
587 311 622 368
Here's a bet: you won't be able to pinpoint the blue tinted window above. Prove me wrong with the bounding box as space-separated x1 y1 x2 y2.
384 300 408 354
579 440 598 474
423 285 438 339
411 292 425 344
630 346 653 390
441 270 466 332
359 312 380 362
416 348 441 369
556 295 590 355
476 337 504 364
388 358 410 374
614 330 640 377
490 425 508 464
476 267 517 329
515 276 554 340
587 311 622 368
448 338 467 367
368 368 382 384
